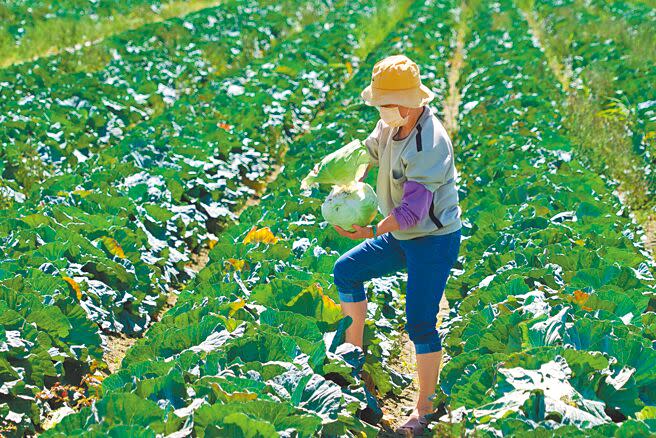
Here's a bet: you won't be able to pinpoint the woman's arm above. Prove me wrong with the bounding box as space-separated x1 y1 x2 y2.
334 214 400 239
390 181 432 230
363 120 383 166
368 181 431 236
372 213 401 235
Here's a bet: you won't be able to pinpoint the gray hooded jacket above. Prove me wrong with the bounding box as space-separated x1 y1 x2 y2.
364 105 462 240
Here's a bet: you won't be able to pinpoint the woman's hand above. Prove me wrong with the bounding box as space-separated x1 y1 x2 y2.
333 224 373 240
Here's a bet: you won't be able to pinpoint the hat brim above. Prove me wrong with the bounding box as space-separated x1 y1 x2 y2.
360 83 435 107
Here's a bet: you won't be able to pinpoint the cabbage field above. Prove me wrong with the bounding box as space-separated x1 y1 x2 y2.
1 0 655 437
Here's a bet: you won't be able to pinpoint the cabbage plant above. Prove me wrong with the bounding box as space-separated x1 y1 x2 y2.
321 182 378 231
301 139 370 189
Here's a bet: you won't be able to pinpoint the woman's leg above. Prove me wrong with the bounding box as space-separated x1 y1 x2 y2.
415 351 443 414
333 233 406 348
340 301 367 348
400 229 461 418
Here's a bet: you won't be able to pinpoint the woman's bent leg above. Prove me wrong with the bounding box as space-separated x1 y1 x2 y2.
340 301 368 348
333 234 406 348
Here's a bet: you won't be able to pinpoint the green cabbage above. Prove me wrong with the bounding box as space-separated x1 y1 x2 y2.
321 182 378 231
301 139 370 189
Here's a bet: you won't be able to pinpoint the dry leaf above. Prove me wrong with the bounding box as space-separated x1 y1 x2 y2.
211 383 257 402
225 258 246 271
62 276 82 300
217 122 232 131
228 297 246 317
535 205 549 216
572 289 592 311
243 226 279 244
100 236 126 259
56 189 93 197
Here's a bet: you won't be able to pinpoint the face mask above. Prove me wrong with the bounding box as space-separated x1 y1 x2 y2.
378 106 408 127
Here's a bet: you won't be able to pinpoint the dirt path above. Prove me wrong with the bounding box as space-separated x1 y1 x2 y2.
442 2 471 137
519 2 571 91
103 248 208 373
103 333 137 375
646 217 656 255
378 300 450 436
378 332 419 436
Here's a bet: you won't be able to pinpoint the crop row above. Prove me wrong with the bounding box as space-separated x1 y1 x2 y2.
1 0 321 335
532 0 655 207
3 0 349 337
0 0 321 343
2 0 183 29
0 0 317 193
0 0 411 434
433 0 656 435
585 0 656 26
40 0 461 435
0 0 223 68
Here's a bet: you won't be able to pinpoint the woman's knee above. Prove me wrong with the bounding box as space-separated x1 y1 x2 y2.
333 256 366 303
333 255 352 286
405 320 442 353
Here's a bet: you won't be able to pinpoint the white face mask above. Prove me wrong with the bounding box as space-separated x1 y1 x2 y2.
378 106 408 127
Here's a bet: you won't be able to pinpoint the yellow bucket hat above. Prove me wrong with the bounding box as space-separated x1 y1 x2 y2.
360 54 435 108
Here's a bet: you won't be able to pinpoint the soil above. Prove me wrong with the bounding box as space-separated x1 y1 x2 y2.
103 332 138 374
378 298 451 437
242 162 286 210
103 284 182 374
645 215 656 255
378 332 419 437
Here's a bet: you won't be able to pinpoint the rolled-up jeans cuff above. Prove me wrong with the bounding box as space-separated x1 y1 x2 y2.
338 289 367 303
414 342 442 354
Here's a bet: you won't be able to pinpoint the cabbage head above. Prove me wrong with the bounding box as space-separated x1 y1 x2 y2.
301 139 370 189
321 182 378 232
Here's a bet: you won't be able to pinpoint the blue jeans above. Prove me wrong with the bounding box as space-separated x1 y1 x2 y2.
333 229 461 354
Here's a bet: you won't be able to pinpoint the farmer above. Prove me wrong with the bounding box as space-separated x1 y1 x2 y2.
332 54 462 435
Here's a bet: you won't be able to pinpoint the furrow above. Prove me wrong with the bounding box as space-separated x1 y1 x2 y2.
442 0 474 137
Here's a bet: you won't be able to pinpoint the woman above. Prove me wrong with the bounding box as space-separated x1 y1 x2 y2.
332 54 462 435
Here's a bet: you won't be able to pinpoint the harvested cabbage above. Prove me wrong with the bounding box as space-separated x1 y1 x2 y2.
321 182 378 232
301 139 370 189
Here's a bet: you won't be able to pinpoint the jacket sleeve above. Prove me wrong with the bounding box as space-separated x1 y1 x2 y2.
401 133 451 192
391 181 433 230
363 120 383 166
